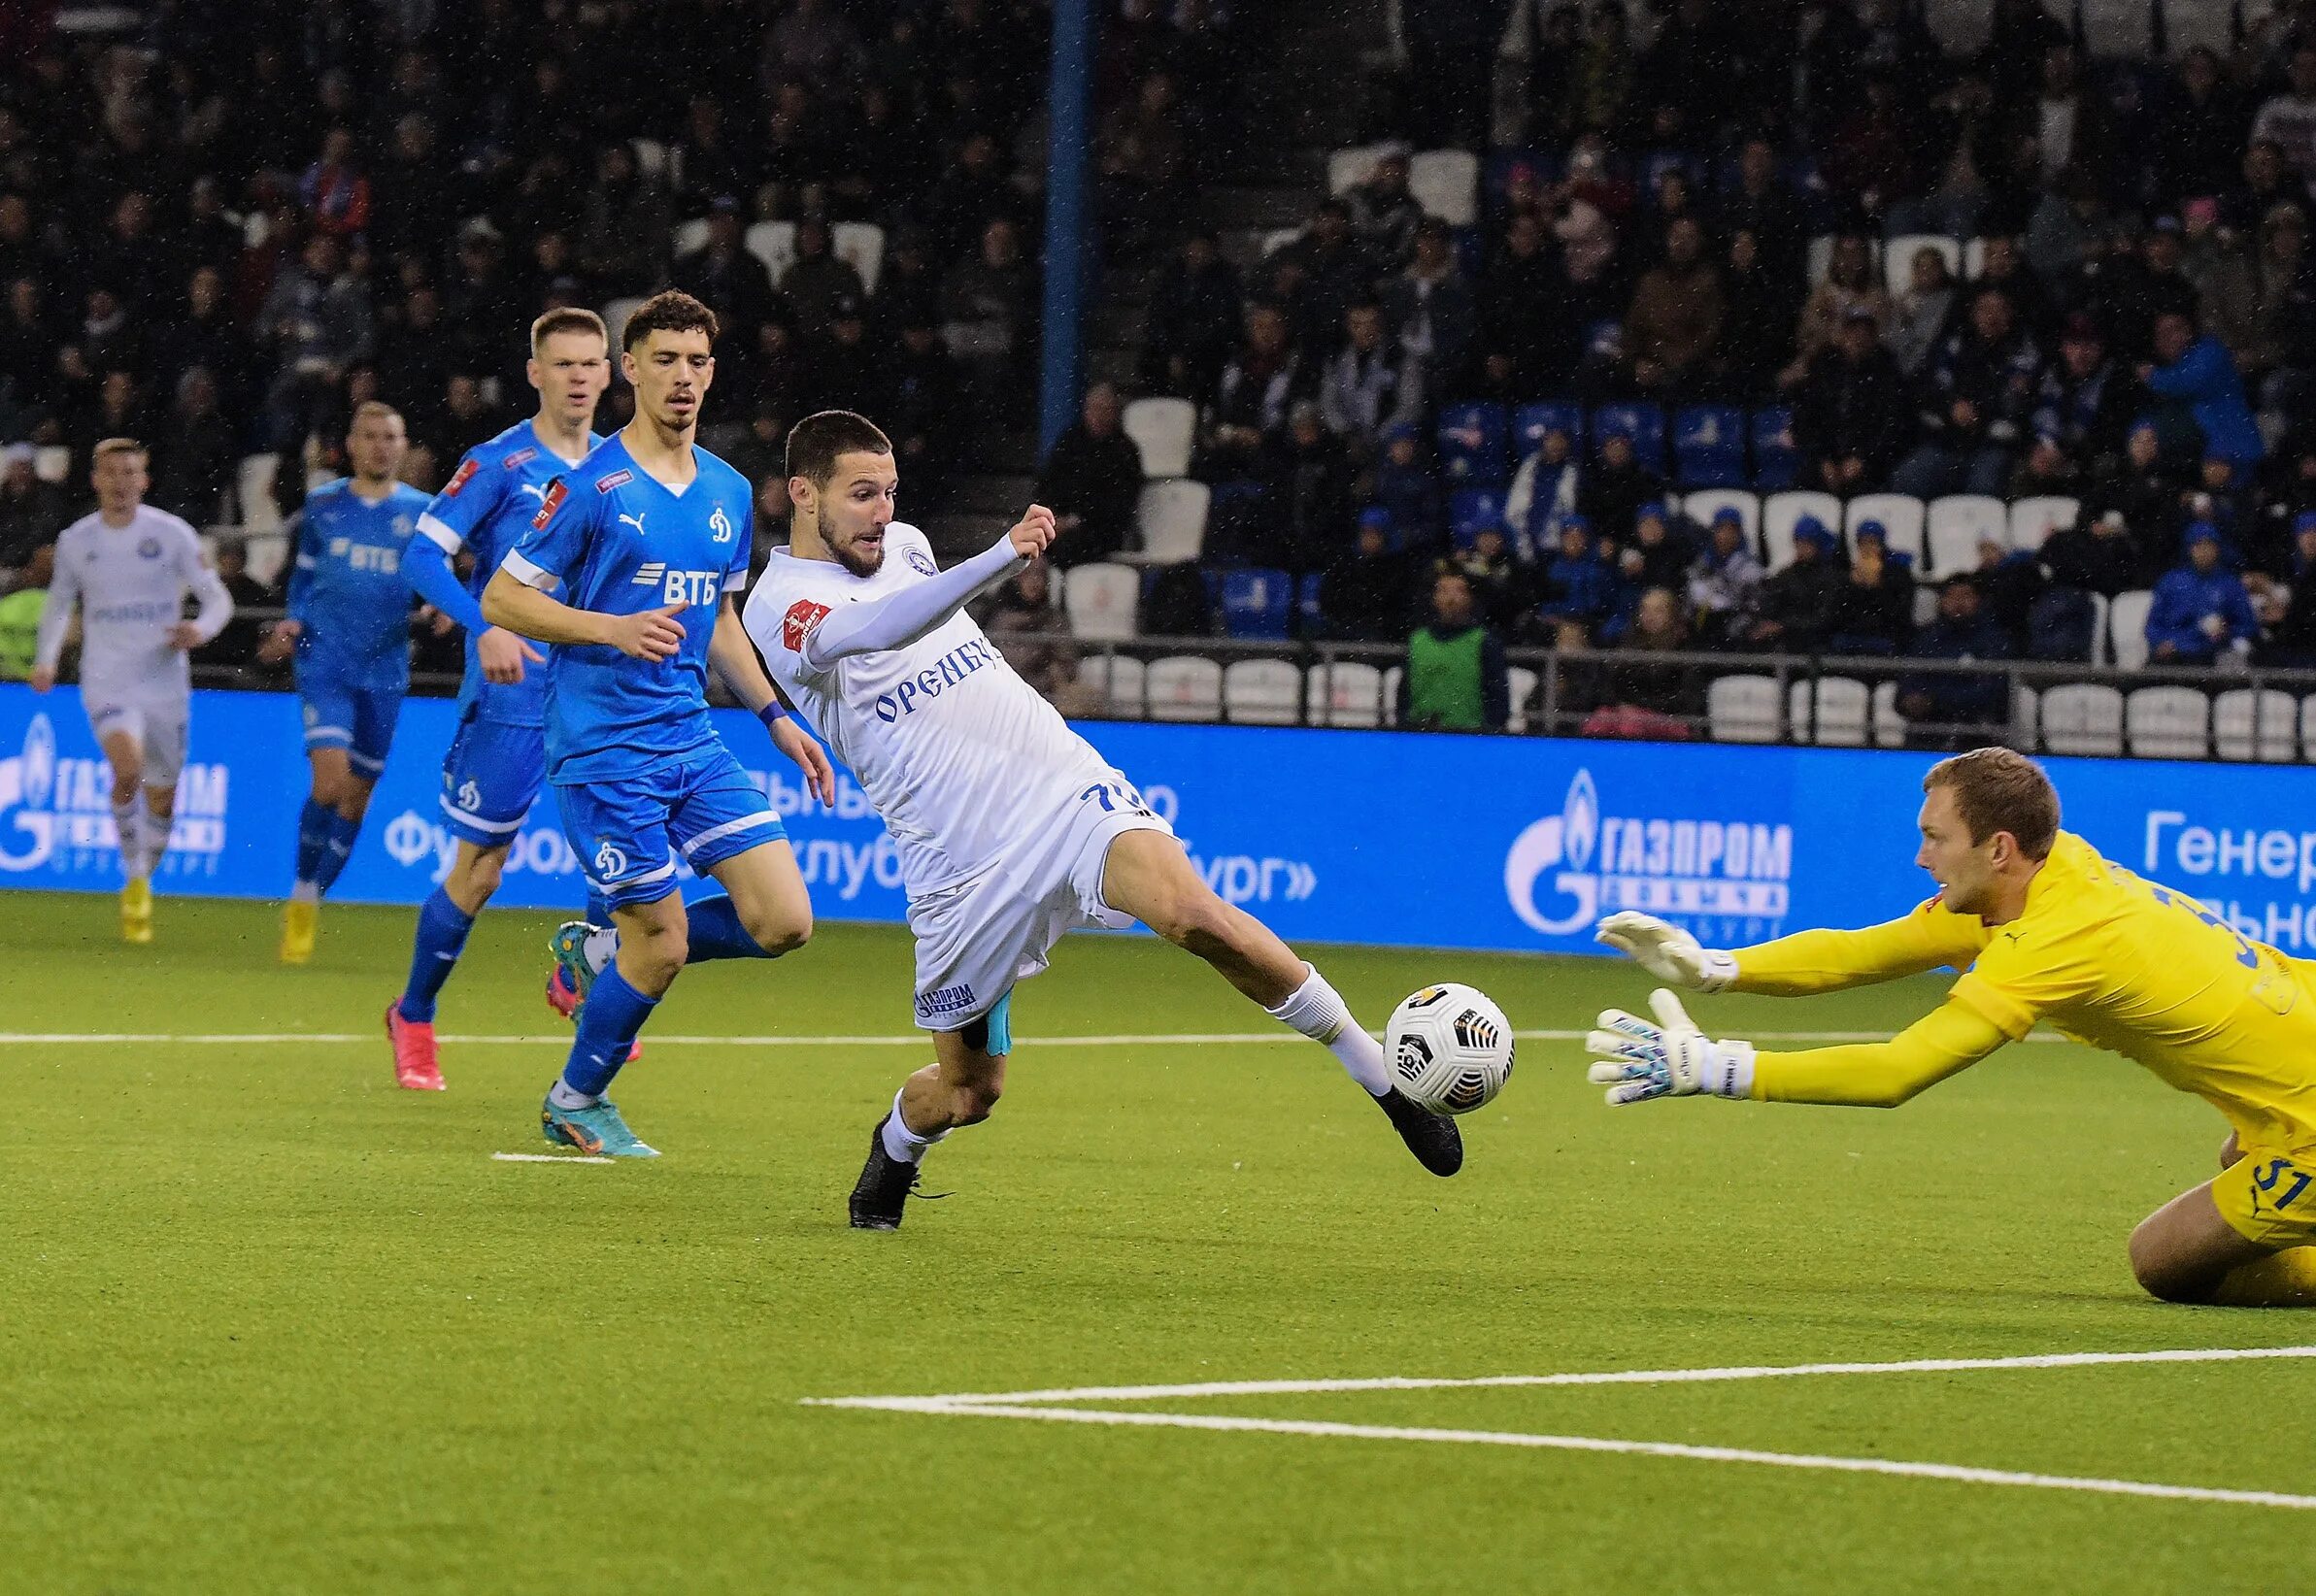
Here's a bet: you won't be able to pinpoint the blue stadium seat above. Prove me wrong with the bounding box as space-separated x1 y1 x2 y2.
1590 402 1666 473
1434 402 1509 486
1449 487 1506 549
1672 405 1747 486
1513 400 1585 459
1751 407 1798 490
1297 572 1326 634
1217 567 1294 640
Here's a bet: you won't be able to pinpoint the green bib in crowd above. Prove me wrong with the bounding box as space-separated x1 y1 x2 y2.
1406 625 1486 729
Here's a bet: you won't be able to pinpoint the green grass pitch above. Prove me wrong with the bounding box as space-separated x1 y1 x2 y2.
6 892 2312 1594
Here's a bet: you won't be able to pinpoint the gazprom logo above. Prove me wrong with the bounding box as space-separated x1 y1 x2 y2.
0 714 58 871
1504 769 1790 939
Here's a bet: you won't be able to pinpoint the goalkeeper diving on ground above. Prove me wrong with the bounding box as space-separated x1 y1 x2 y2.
1588 746 2316 1308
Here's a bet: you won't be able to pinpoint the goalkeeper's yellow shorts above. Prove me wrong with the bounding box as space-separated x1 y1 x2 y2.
2213 1146 2316 1248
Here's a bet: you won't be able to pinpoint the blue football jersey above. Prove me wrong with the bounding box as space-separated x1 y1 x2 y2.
502 433 754 783
417 419 600 726
287 479 431 692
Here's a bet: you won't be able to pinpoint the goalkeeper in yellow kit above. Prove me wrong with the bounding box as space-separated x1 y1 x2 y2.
1588 747 2316 1307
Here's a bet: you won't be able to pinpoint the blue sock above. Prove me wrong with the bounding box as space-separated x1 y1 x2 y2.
585 888 612 930
561 964 655 1097
397 887 475 1023
312 810 362 896
684 893 771 962
293 798 332 886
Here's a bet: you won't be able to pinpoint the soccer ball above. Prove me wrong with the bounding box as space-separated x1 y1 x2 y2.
1385 984 1514 1115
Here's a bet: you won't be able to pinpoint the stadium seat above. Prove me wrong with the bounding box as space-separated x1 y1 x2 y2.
1513 400 1585 459
745 220 797 280
1749 407 1797 489
2039 683 2125 756
832 221 885 292
2011 682 2040 747
1381 664 1403 726
32 446 69 484
1409 150 1480 226
2304 693 2316 759
1146 655 1223 721
1326 144 1393 195
1217 567 1293 639
1297 572 1325 634
1678 488 1761 552
1309 660 1385 727
1506 665 1539 733
671 217 711 257
1706 674 1782 742
1805 235 1882 286
1259 226 1301 258
1671 405 1746 486
1761 490 1842 571
2009 495 2078 553
1128 480 1210 565
1077 652 1146 717
1590 402 1666 474
1434 403 1510 485
1842 492 1926 566
1962 237 1990 278
1223 658 1303 724
2127 685 2210 760
1062 561 1141 642
235 453 283 535
2213 688 2299 761
1448 487 1506 548
1787 677 1870 746
2107 589 2154 671
629 137 671 181
601 296 648 351
1883 233 1963 295
1122 397 1195 478
1925 495 2006 580
1871 681 1906 748
241 532 289 586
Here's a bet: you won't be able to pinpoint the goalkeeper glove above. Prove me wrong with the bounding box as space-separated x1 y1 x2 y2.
1594 911 1737 991
1585 988 1755 1106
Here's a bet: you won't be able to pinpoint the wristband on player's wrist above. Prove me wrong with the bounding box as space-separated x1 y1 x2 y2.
1698 949 1738 992
756 700 789 729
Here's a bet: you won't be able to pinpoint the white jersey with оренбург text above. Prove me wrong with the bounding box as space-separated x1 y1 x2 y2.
742 522 1128 902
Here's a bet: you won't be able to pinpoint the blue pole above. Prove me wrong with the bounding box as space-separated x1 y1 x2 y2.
1038 0 1097 460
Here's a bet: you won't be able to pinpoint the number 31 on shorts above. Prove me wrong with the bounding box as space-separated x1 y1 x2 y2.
1079 781 1153 818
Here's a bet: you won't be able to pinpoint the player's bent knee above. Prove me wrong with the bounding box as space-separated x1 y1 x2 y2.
2128 1225 2222 1305
742 905 811 955
953 1076 1003 1124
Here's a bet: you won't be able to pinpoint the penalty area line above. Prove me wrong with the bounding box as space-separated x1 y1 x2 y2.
490 1150 614 1165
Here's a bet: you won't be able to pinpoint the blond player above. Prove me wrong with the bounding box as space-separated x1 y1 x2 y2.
30 439 234 942
1589 747 2316 1306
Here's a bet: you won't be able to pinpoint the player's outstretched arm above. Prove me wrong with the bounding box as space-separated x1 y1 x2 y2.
481 567 684 661
798 507 1056 669
1597 903 1989 997
1585 991 2003 1108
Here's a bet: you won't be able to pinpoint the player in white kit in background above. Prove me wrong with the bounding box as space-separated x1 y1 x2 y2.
30 438 234 943
742 412 1462 1230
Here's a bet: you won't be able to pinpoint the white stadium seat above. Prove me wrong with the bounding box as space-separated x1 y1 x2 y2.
1382 665 1403 726
1223 658 1303 725
1308 661 1385 727
1963 237 1990 279
2038 682 2124 756
240 533 290 586
601 296 647 353
1883 234 1963 296
2304 694 2316 760
235 453 283 534
1327 144 1393 195
1786 677 1869 746
629 137 671 181
1505 665 1539 733
2008 495 2078 553
1077 653 1146 717
1062 561 1140 642
1871 680 1905 748
832 221 885 292
2011 683 2040 747
2213 688 2298 762
2107 589 2154 671
1678 488 1760 553
1707 674 1781 742
2088 591 2113 664
1146 655 1223 721
1409 150 1480 226
1259 226 1301 258
745 220 797 280
33 446 70 484
1122 397 1196 479
2127 685 2210 760
1761 490 1842 572
1127 479 1210 565
672 216 711 258
1842 491 1926 566
1925 494 2006 580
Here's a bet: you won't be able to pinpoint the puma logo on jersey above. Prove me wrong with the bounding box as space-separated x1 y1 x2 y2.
618 512 647 536
781 599 832 652
518 482 549 505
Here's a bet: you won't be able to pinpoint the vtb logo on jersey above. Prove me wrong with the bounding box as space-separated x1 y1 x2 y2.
781 599 831 652
530 481 568 529
631 562 721 605
709 505 734 544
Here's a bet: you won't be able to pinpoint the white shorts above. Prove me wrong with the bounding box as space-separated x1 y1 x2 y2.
83 686 189 790
908 779 1177 1031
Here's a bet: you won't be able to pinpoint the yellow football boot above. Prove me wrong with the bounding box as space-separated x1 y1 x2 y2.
281 898 319 965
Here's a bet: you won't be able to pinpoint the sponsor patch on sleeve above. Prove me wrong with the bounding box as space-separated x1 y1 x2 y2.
594 469 633 492
781 598 832 652
530 480 568 529
442 457 481 497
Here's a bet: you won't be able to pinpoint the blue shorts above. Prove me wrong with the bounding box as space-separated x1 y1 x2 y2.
300 678 403 777
439 715 548 848
554 744 787 909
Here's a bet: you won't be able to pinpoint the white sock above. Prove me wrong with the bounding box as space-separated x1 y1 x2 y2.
547 1079 597 1110
582 926 618 977
112 795 147 879
881 1086 945 1164
144 806 171 868
1267 966 1393 1096
291 881 319 904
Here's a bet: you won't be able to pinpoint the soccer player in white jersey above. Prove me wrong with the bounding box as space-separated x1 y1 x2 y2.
30 438 234 943
743 411 1462 1229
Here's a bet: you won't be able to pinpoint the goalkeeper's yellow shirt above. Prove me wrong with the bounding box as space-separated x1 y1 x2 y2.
1733 831 2316 1152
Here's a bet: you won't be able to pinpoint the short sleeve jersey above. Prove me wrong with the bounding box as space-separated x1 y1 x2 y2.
290 479 429 692
501 432 753 783
416 418 599 726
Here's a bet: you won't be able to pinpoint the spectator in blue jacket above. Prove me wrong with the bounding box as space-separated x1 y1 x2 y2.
1536 514 1628 634
1370 422 1444 550
2142 310 2265 469
2148 519 2259 663
1898 577 2013 731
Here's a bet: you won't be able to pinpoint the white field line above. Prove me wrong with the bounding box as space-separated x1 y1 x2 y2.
0 1028 2069 1047
808 1399 2316 1513
489 1151 613 1165
857 1345 2316 1408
